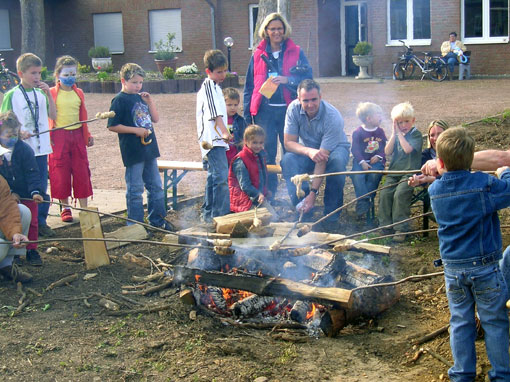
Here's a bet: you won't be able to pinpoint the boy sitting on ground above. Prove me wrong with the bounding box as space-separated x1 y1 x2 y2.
429 127 510 382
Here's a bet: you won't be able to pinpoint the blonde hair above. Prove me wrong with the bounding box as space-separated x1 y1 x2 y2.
356 102 383 124
391 102 415 121
0 111 21 135
16 53 42 73
120 63 145 81
427 119 449 148
436 127 474 171
258 13 292 40
244 124 266 143
223 87 240 101
54 55 79 78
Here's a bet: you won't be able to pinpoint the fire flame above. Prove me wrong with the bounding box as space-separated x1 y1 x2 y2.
306 303 317 320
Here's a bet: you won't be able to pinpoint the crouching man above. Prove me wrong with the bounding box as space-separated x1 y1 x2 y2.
0 173 32 283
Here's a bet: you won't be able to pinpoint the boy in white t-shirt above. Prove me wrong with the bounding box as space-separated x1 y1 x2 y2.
196 50 232 222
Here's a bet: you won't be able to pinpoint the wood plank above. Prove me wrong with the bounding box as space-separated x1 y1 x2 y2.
104 224 148 250
213 208 272 234
171 265 353 308
79 207 110 269
157 160 204 171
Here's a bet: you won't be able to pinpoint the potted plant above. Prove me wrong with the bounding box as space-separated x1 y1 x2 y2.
88 46 112 71
154 33 179 74
352 41 373 79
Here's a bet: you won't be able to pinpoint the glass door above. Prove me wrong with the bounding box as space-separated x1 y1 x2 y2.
341 1 368 76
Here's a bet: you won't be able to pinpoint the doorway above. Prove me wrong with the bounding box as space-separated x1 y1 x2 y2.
341 1 367 76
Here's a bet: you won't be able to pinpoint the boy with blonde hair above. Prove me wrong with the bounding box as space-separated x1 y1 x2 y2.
351 102 387 217
107 63 170 230
429 127 510 382
196 50 231 222
1 52 57 263
378 102 422 240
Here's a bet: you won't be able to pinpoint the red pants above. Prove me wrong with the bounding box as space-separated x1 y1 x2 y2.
20 200 37 251
49 128 93 200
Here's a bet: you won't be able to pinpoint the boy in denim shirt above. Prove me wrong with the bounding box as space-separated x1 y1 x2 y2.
429 127 510 382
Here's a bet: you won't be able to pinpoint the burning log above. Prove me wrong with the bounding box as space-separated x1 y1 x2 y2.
229 295 275 318
290 300 310 323
320 309 347 337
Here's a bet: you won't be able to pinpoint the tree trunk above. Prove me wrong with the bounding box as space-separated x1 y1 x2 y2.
20 0 46 63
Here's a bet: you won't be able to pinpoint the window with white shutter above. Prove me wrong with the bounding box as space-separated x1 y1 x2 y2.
93 13 125 54
0 9 12 50
149 9 182 52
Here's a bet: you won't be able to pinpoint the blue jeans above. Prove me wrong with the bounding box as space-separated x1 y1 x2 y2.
351 161 384 215
444 52 458 73
253 102 287 196
444 262 510 382
281 146 349 221
202 147 230 221
125 158 166 227
36 155 50 226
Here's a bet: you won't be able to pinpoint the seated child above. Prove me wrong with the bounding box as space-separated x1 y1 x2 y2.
107 63 169 230
378 102 422 241
228 125 270 212
0 111 43 266
223 87 247 167
429 127 510 382
350 102 387 217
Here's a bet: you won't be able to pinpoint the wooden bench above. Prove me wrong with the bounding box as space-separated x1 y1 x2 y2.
157 160 281 210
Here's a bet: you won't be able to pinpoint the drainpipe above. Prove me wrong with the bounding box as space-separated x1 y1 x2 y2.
204 0 216 49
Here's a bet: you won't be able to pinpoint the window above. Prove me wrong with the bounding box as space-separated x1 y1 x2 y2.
93 13 124 53
249 4 259 49
0 9 12 50
462 0 509 43
387 0 430 45
149 9 182 52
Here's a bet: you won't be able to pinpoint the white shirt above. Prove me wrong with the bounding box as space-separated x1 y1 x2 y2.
196 78 228 158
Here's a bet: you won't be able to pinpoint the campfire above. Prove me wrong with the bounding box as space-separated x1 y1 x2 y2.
169 208 401 337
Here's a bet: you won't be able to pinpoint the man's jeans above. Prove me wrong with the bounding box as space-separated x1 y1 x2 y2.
444 52 458 73
0 204 31 268
125 158 166 227
253 102 287 196
444 262 510 382
351 161 384 215
281 146 349 221
202 147 230 221
35 155 50 226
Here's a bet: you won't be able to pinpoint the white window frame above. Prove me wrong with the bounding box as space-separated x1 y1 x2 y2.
148 9 183 53
461 0 509 44
0 9 13 51
93 13 125 54
249 4 259 49
386 0 431 46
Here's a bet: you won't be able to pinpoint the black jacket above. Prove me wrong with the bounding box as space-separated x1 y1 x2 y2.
0 140 41 198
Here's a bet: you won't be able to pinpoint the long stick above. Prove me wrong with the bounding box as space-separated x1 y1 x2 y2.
26 111 115 137
350 271 444 292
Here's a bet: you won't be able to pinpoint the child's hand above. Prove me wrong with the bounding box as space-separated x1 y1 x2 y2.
222 131 233 142
19 130 32 139
369 156 381 164
37 81 51 94
134 128 150 138
87 136 94 147
408 175 423 187
140 92 152 103
11 193 20 203
361 162 371 171
496 166 510 179
12 233 28 248
392 119 399 133
33 194 44 203
257 193 265 205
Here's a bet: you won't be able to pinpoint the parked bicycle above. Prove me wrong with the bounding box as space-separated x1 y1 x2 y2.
393 40 447 82
0 53 20 93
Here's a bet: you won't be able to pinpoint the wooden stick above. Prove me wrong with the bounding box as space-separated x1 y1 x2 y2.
270 211 303 251
351 271 444 293
46 273 79 291
413 324 450 345
106 303 173 316
131 271 166 282
28 111 115 136
423 346 453 368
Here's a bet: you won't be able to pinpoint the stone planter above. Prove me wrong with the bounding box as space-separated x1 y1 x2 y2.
155 58 178 74
100 81 115 93
91 57 112 71
114 82 122 93
142 81 162 94
222 75 239 88
352 55 374 79
161 79 178 93
177 78 196 93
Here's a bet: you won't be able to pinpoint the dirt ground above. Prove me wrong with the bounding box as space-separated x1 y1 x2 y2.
0 78 510 382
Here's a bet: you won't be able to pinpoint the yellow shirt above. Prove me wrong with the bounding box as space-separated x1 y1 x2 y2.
55 89 82 130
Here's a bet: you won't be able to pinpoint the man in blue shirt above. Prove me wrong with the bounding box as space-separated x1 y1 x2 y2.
281 79 350 225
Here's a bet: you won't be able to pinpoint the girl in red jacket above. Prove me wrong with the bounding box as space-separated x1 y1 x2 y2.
228 125 271 212
49 56 93 222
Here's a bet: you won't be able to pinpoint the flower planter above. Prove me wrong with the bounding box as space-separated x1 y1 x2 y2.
90 81 103 93
114 82 122 93
177 78 196 93
161 79 178 93
142 81 162 94
77 81 90 93
100 81 115 93
155 58 178 74
352 55 374 79
91 57 112 71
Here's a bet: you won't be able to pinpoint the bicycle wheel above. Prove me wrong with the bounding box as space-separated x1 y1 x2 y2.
394 59 415 81
0 71 20 93
427 57 447 82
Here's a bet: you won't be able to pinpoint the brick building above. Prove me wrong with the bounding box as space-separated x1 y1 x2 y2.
1 0 508 78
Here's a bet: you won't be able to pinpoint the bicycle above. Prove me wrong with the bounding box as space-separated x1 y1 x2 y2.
0 53 20 93
393 40 447 82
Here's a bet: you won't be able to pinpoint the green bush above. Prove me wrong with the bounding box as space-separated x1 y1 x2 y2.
353 41 373 56
96 71 109 81
78 63 91 73
154 33 177 61
88 46 110 58
162 67 175 80
41 66 48 80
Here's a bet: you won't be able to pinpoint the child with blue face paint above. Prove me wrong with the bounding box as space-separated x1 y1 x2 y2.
49 55 94 223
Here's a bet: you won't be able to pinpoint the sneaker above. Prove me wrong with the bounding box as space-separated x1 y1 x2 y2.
38 224 56 237
26 249 43 266
13 255 22 266
0 263 33 283
61 208 73 222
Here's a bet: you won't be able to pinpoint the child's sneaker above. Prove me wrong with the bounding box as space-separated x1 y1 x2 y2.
61 208 73 222
26 249 43 266
39 224 56 237
0 263 33 283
